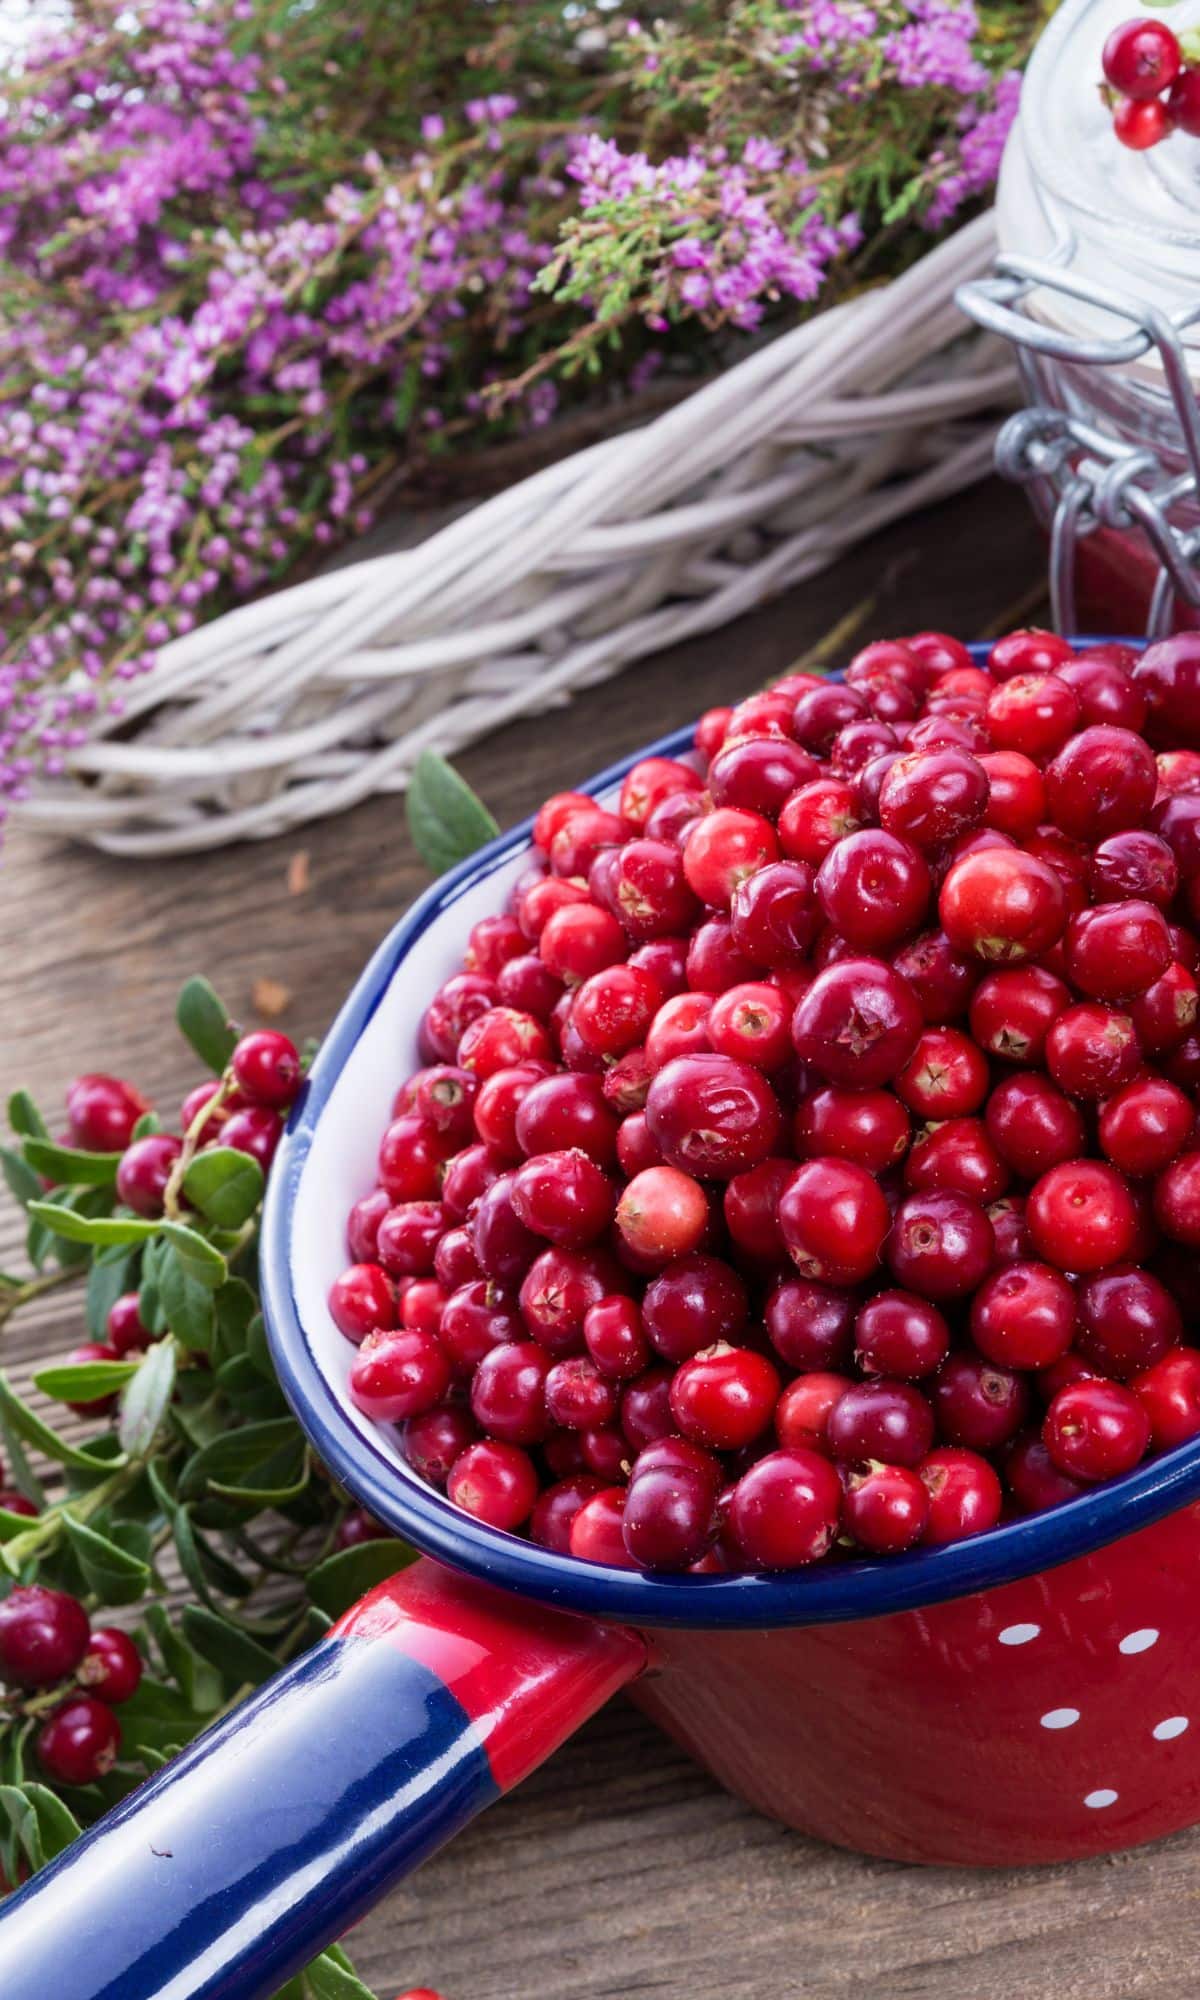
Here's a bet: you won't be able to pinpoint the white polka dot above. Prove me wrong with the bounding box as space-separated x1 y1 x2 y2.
1084 1788 1119 1809
998 1622 1041 1646
1153 1716 1190 1741
1040 1708 1080 1730
1119 1628 1160 1655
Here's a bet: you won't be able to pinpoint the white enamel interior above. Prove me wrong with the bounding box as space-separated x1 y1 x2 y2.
290 778 624 1475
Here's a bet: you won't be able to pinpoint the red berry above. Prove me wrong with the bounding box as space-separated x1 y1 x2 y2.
231 1029 301 1109
420 973 498 1064
519 1245 620 1354
620 756 703 829
778 1157 890 1286
682 808 779 907
854 1289 950 1379
918 1446 1003 1543
939 847 1066 964
78 1628 142 1705
1027 1160 1137 1272
969 1261 1076 1370
0 1586 90 1688
1133 1347 1200 1448
622 1438 721 1569
511 1150 615 1248
584 1295 651 1380
707 982 792 1071
615 1166 708 1262
709 735 818 819
569 1486 636 1566
985 1071 1086 1180
221 1104 283 1173
1167 65 1200 136
827 1379 934 1468
1103 16 1182 97
1090 830 1178 909
116 1133 181 1218
1113 94 1175 150
931 1351 1029 1451
793 1086 910 1174
1064 899 1171 1003
774 1370 853 1453
1098 1075 1193 1177
107 1292 153 1356
979 751 1045 839
1075 1264 1181 1378
66 1074 150 1153
1045 1002 1141 1100
1045 725 1158 839
377 1202 450 1279
644 1054 782 1179
439 1282 521 1374
1043 1379 1150 1481
470 1340 551 1444
1005 1433 1089 1513
447 1441 539 1531
892 928 978 1023
985 672 1080 760
727 1449 842 1569
886 1190 995 1300
530 1475 608 1553
878 748 989 848
515 1072 619 1165
36 1696 120 1786
815 827 931 952
894 1026 988 1118
844 1463 929 1553
1132 961 1199 1055
791 956 922 1088
402 1404 479 1486
63 1342 122 1417
988 629 1074 683
723 1158 793 1262
544 1355 619 1432
670 1343 780 1452
328 1263 396 1344
1154 1150 1200 1245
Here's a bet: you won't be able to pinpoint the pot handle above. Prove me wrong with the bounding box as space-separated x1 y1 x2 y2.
0 1558 645 2000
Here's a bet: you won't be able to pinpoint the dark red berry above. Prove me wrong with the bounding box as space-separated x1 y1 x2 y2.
77 1628 142 1705
66 1074 150 1153
0 1586 90 1689
231 1030 301 1109
37 1696 120 1785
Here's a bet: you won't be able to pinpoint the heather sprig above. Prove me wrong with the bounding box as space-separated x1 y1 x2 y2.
0 0 1038 832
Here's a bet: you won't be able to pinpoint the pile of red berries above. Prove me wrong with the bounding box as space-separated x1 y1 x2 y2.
330 628 1200 1574
1101 15 1200 150
0 1585 142 1784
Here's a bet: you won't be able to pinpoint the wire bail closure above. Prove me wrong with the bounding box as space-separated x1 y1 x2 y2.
958 242 1200 637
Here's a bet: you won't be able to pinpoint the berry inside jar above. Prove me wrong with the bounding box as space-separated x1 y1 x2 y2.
330 629 1200 1575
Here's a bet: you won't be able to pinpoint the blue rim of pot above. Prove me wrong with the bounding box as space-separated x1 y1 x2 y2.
261 640 1200 1629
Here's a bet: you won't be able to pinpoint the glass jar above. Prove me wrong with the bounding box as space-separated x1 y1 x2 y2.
960 0 1200 634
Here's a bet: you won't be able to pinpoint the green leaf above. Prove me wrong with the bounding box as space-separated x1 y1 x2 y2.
171 1505 253 1606
405 750 499 874
180 1606 281 1692
142 1604 223 1713
61 1513 152 1604
0 1784 42 1874
0 1504 49 1543
33 1358 140 1403
86 1245 137 1341
25 1201 157 1249
160 1221 226 1289
119 1339 177 1457
158 1246 215 1352
182 1149 264 1229
131 1110 162 1140
176 977 237 1075
7 1092 48 1141
0 1146 41 1211
0 1376 118 1473
244 1309 275 1381
210 1436 308 1508
178 1418 302 1501
19 1783 82 1866
22 1138 121 1187
306 1539 414 1621
212 1279 258 1365
116 1676 211 1757
303 1947 379 1999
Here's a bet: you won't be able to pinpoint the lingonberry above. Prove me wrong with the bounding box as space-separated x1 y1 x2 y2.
519 1245 621 1354
1043 1379 1150 1481
854 749 906 820
619 1365 676 1451
826 1380 934 1468
328 1263 396 1343
348 1327 453 1423
514 1072 619 1166
619 756 703 829
919 1446 1004 1542
1074 1264 1181 1378
1167 65 1200 136
774 1371 852 1455
644 1053 782 1179
221 1103 283 1172
989 1194 1032 1265
985 672 1080 760
569 1486 636 1565
727 1448 843 1568
979 751 1045 839
669 1344 780 1452
908 711 988 755
878 748 989 849
1027 1159 1138 1271
472 1175 541 1286
400 1066 479 1148
510 1150 615 1249
62 1342 121 1417
685 915 762 994
1005 1433 1089 1513
66 1073 150 1153
470 1340 551 1444
419 972 498 1064
570 966 660 1060
1099 1075 1193 1178
473 1062 554 1158
376 1202 449 1279
1045 724 1158 840
78 1628 142 1705
777 776 861 865
544 1355 619 1432
116 1132 182 1218
1090 830 1178 910
180 1078 234 1136
894 1027 988 1119
931 1351 1029 1450
517 875 589 943
549 806 627 879
778 1157 890 1286
707 982 791 1071
231 1029 301 1109
791 956 922 1088
458 1007 553 1080
439 1281 522 1373
793 1086 909 1174
534 789 595 852
682 807 779 907
844 1463 929 1553
602 1049 652 1117
497 953 564 1022
886 1189 995 1300
1132 1347 1200 1448
1102 16 1182 98
107 1292 154 1357
903 1117 1010 1206
729 860 818 968
988 628 1073 682
584 1295 651 1380
1130 961 1199 1058
334 1509 389 1551
1137 635 1200 746
830 718 899 778
37 1696 121 1786
708 735 818 819
968 964 1070 1063
815 827 931 952
892 928 978 1022
645 992 713 1070
0 1586 90 1687
615 1166 708 1262
985 1072 1086 1180
1153 1150 1200 1245
530 1474 608 1553
969 1261 1076 1371
1045 1002 1141 1100
639 1253 746 1364
616 1111 661 1178
1065 898 1171 1004
622 1437 721 1569
854 1289 950 1380
402 1403 480 1486
939 846 1066 963
465 914 527 980
791 681 867 753
578 1424 629 1479
448 1440 539 1531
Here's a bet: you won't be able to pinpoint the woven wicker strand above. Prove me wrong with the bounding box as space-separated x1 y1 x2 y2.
24 210 1015 857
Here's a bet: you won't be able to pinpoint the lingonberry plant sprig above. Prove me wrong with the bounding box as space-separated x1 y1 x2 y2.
1101 12 1200 149
0 984 425 2000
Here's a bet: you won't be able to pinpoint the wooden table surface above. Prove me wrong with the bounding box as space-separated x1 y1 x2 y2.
6 478 1199 2000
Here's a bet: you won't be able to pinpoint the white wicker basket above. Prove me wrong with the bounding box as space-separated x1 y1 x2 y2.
23 212 1015 857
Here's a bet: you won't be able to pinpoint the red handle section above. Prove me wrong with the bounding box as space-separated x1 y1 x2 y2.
332 1558 648 1790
